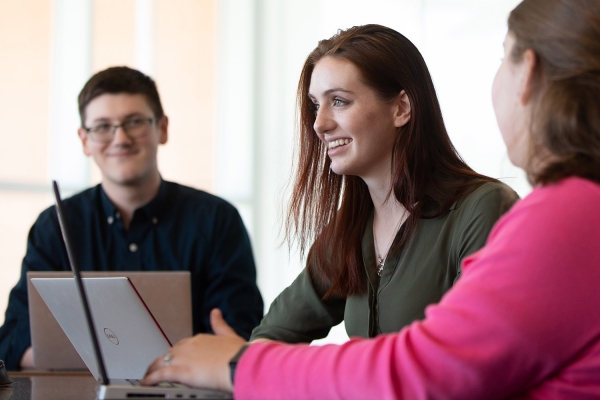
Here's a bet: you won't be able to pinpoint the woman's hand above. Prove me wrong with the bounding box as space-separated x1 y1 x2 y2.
142 308 247 392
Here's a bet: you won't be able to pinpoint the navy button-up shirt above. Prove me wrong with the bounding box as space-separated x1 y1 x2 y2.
0 180 263 369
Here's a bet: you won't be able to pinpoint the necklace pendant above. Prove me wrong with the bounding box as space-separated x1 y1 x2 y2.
376 257 385 277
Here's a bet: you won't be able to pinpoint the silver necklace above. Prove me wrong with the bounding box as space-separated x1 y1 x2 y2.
373 227 387 277
373 216 403 277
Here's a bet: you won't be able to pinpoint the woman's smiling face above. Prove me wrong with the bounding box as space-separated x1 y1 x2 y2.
309 56 409 181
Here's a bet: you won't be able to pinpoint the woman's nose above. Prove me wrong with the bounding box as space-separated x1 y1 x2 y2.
313 107 335 134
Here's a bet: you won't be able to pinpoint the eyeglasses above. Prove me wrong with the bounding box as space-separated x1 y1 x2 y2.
83 117 156 143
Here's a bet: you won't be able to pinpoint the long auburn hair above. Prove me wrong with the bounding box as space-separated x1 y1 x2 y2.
287 24 495 298
508 0 600 185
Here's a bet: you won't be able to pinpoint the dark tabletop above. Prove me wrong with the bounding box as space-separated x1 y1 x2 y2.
1 371 97 400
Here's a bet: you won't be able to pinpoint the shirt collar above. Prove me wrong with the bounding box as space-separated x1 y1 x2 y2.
99 179 170 223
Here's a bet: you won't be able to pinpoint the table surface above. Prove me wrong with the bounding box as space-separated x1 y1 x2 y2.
0 371 98 400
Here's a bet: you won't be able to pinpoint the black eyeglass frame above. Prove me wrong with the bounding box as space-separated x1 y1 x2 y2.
83 117 157 142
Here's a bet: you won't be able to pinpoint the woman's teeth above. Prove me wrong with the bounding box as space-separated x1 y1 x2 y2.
329 139 352 149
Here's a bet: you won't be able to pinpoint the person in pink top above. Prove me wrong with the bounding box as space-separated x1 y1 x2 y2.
143 0 600 398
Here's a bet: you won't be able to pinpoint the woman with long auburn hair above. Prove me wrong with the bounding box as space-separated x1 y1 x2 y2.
248 24 517 341
144 0 600 397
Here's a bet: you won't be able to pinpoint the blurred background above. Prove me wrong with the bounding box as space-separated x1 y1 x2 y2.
0 0 526 343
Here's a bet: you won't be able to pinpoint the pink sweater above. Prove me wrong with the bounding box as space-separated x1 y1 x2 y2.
236 177 600 400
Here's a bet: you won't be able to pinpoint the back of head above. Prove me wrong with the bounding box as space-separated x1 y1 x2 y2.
509 0 600 184
78 66 164 127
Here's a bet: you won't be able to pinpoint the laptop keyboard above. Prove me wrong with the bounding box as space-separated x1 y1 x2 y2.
125 379 189 388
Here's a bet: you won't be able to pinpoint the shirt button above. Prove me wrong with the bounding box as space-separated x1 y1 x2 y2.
107 216 114 224
129 243 138 252
152 217 158 224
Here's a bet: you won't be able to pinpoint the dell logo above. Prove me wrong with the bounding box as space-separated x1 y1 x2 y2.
104 328 119 345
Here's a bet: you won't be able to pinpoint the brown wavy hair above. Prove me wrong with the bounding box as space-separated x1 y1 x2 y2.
286 24 496 298
508 0 600 185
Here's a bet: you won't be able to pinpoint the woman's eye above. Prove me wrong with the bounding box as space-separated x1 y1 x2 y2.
333 98 346 107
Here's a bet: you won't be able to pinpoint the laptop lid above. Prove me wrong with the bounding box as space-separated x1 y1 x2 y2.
28 271 192 370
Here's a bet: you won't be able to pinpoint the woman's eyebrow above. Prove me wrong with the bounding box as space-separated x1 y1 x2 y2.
308 88 354 98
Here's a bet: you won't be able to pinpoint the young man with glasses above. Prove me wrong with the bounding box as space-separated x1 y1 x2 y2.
0 66 264 369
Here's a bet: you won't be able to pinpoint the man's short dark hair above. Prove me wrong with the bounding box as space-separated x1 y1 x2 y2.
78 66 164 127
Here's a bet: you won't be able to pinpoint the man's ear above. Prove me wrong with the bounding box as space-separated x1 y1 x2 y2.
393 90 411 128
78 128 92 156
519 49 538 105
158 115 169 145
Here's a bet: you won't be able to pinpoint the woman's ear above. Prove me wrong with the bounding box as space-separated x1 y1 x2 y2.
393 90 411 128
519 49 538 105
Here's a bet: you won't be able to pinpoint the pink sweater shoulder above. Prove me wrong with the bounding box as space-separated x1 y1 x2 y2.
236 177 600 400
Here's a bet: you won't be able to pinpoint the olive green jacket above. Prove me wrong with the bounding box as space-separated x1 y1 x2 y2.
251 182 519 342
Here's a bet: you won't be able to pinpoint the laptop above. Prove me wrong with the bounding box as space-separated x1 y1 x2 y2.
32 276 172 379
28 270 192 370
44 180 232 399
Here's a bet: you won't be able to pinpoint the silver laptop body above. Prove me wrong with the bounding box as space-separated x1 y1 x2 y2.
32 277 172 379
48 180 232 399
33 276 231 399
28 270 192 370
